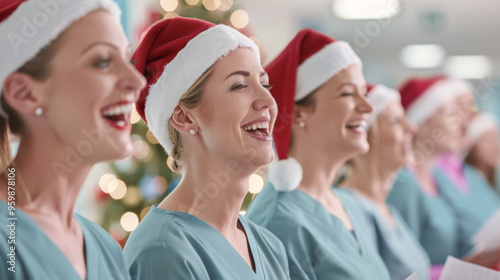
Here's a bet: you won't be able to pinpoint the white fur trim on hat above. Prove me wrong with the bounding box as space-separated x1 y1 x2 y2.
406 79 473 126
145 25 260 154
296 41 362 101
268 157 303 192
0 0 121 118
467 112 498 144
367 84 400 129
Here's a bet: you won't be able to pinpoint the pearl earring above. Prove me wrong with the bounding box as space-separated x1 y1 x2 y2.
189 129 196 135
35 107 43 116
299 121 305 128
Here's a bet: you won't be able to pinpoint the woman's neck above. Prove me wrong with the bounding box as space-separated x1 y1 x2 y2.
343 158 395 204
292 144 346 201
7 137 92 228
160 156 251 235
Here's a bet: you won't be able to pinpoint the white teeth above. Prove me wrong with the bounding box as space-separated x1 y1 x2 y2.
102 103 133 116
116 121 125 127
353 126 366 132
346 120 367 128
243 122 270 131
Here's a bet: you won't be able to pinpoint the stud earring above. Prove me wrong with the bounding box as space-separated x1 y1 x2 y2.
35 107 43 116
299 121 305 128
189 129 196 135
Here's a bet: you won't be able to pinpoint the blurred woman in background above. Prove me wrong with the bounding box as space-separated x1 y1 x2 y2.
387 76 500 276
339 84 431 280
464 112 500 197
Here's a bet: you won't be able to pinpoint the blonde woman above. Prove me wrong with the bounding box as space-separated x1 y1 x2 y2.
123 17 289 279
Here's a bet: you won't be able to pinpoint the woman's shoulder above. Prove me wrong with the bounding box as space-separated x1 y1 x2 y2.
246 183 305 227
124 206 196 249
240 215 285 246
74 214 123 254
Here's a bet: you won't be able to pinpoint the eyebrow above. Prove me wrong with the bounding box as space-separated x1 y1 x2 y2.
336 82 367 91
80 42 130 55
224 71 267 81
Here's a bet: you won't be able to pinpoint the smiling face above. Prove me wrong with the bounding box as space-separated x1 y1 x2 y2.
370 100 413 172
295 64 373 160
35 10 146 162
190 47 277 171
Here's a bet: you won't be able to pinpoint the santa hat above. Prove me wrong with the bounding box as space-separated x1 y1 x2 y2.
398 76 473 126
0 0 121 118
266 28 362 192
467 112 498 145
132 17 260 155
366 84 400 128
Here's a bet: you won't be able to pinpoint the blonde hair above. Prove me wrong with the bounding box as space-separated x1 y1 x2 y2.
168 65 214 172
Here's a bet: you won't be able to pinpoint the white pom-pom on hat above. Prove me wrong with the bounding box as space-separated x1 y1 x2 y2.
268 157 303 192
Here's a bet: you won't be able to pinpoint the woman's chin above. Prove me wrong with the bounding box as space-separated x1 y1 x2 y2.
102 140 134 162
352 140 370 155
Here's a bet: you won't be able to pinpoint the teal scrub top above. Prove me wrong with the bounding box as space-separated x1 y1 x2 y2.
123 205 290 280
496 170 500 197
348 189 431 280
246 184 391 280
0 200 131 280
437 164 500 244
387 168 470 265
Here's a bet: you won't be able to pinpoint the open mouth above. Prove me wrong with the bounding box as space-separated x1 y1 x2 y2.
346 120 368 133
242 121 272 141
101 102 133 130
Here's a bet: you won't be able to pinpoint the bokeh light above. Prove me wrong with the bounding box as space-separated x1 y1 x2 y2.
120 212 139 232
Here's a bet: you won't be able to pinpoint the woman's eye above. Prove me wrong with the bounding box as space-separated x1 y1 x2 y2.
262 84 273 90
230 83 248 91
93 58 112 69
341 92 353 97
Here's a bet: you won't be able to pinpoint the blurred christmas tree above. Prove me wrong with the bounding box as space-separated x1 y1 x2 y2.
96 0 266 246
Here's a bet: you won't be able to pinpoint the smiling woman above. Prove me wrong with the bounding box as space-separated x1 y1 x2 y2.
123 17 289 279
245 29 392 280
0 1 146 279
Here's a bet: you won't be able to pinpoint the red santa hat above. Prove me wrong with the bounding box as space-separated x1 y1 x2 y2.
398 76 473 126
266 28 362 191
467 112 498 145
0 0 121 118
366 84 401 128
132 17 260 155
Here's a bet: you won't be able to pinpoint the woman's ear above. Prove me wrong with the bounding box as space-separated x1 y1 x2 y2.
170 104 198 134
293 105 308 128
2 73 43 116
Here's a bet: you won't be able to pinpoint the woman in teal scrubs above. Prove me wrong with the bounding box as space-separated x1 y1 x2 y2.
246 29 391 279
435 101 500 244
464 112 500 197
0 1 146 279
340 84 431 280
387 76 500 277
123 17 289 279
440 112 500 242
